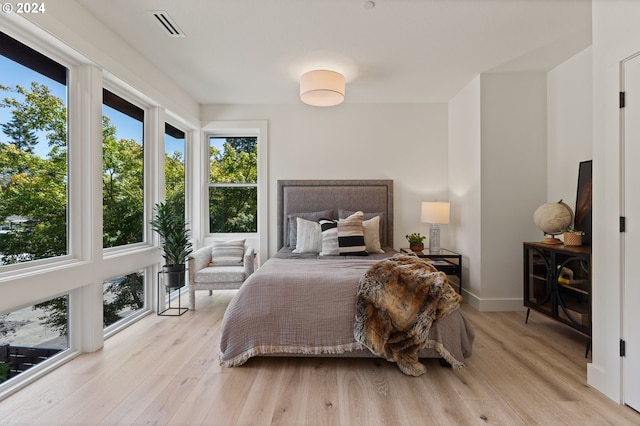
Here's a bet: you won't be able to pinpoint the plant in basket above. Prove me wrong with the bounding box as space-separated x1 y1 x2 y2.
406 233 426 252
563 225 584 246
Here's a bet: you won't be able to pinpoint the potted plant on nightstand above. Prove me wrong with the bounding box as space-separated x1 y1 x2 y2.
563 226 584 246
150 202 193 288
406 233 426 252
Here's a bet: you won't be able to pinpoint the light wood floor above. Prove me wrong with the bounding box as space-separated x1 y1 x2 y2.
1 290 639 426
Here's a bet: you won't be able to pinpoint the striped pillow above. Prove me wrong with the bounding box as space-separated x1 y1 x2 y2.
211 239 245 265
319 219 339 256
320 211 368 256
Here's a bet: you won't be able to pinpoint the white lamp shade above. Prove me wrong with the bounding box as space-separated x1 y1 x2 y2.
421 201 450 224
300 70 345 107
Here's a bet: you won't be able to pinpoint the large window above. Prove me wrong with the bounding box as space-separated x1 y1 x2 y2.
209 136 257 233
102 89 144 248
103 270 145 330
165 123 185 219
0 295 69 384
0 32 68 266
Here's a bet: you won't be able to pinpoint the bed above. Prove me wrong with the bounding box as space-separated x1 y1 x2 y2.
219 179 474 370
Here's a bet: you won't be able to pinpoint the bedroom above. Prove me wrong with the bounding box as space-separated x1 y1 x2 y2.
0 0 638 420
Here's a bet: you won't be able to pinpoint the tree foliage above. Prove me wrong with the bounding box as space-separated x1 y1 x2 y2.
209 138 257 233
102 116 144 248
0 83 67 264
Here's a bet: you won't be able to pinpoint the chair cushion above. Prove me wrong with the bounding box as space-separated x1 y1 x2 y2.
211 239 245 265
195 266 245 283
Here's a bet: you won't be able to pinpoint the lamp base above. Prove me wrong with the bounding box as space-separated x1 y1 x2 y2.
429 224 441 253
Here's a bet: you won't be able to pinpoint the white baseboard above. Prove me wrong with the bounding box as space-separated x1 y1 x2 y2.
463 289 526 312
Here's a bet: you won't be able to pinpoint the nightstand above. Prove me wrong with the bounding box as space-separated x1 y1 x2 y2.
400 248 463 295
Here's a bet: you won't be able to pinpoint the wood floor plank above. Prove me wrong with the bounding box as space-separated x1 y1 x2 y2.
231 359 290 426
1 292 640 425
97 374 175 425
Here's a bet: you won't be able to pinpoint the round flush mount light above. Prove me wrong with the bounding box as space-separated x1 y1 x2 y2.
364 1 375 9
299 70 345 107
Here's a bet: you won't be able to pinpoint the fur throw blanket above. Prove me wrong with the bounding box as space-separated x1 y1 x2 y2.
354 254 463 376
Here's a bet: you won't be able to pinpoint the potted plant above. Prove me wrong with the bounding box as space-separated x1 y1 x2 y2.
563 225 584 247
406 233 426 252
150 202 193 288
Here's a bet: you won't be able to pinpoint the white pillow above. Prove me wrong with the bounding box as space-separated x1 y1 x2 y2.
363 216 384 253
293 218 322 253
211 239 245 265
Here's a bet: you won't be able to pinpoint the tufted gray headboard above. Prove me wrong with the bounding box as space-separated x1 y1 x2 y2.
277 179 394 250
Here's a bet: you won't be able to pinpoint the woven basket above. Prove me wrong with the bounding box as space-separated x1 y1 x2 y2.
409 243 424 252
563 232 582 246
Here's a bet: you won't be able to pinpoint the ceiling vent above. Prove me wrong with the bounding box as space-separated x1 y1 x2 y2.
148 11 185 37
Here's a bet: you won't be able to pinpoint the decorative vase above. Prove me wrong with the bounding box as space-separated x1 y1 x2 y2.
409 243 424 252
563 232 582 247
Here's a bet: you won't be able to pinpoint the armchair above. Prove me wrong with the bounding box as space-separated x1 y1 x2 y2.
188 240 255 310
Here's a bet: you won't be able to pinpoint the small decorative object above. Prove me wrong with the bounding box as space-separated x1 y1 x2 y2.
563 226 584 246
406 233 425 252
533 200 574 245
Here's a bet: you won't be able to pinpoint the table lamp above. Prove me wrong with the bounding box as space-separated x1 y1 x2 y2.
421 201 450 253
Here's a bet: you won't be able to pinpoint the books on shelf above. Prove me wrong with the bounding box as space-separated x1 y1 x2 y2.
426 260 451 266
558 305 589 327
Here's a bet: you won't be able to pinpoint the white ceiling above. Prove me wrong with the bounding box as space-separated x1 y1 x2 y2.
74 0 592 105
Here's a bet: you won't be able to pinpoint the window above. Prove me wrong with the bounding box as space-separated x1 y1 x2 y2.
0 295 69 384
209 136 257 233
0 31 68 266
102 89 144 248
103 270 145 330
165 123 185 219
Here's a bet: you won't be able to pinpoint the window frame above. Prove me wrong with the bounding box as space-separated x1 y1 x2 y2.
101 87 147 251
201 121 267 260
208 135 258 235
0 31 71 271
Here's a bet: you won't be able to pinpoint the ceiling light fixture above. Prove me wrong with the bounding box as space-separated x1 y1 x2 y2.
299 70 345 107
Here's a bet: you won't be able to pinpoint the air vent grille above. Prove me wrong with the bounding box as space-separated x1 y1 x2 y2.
148 10 185 37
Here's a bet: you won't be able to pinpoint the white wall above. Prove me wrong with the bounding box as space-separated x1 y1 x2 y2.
447 73 547 311
479 73 548 308
448 76 482 301
588 0 640 404
200 103 449 258
547 47 593 214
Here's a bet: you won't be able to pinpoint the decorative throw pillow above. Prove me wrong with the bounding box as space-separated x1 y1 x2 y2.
320 211 368 256
319 219 340 256
287 209 336 248
293 218 322 253
339 209 386 247
362 215 384 254
211 239 245 265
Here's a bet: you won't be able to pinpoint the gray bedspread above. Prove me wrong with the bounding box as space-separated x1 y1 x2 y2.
219 257 475 367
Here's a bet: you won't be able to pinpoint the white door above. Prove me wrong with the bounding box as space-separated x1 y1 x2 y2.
623 52 640 411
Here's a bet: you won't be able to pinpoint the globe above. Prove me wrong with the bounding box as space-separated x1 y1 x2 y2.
533 200 574 244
